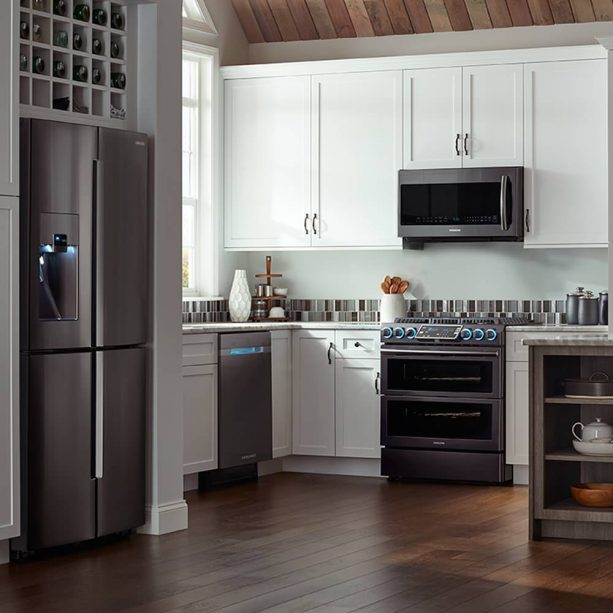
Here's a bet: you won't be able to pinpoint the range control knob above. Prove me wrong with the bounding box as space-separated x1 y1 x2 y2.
460 328 473 341
405 327 417 340
485 328 498 341
393 327 405 339
473 328 485 341
382 327 393 340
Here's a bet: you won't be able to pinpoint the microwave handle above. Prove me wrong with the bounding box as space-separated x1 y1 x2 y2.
500 175 509 232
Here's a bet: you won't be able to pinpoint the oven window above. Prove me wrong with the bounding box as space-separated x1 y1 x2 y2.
387 400 493 440
400 182 511 226
387 358 494 394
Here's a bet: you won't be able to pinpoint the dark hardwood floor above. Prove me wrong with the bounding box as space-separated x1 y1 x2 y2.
2 473 613 612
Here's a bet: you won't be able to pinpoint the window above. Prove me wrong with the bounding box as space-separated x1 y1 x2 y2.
182 47 216 295
182 0 217 35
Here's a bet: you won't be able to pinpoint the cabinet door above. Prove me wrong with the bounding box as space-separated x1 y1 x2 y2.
462 64 523 167
0 197 18 540
224 76 311 249
272 330 292 458
403 67 462 169
183 364 218 474
506 361 529 466
292 330 335 456
524 60 607 247
335 359 381 459
312 71 402 248
0 1 18 196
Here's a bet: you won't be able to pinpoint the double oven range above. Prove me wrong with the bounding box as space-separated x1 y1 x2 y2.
380 317 531 484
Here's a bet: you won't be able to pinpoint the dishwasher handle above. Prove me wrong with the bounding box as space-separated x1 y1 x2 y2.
220 346 271 357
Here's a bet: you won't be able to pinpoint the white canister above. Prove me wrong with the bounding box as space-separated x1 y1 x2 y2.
380 294 406 323
228 269 251 323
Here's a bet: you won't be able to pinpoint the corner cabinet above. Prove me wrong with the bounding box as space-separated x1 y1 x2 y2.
523 60 607 248
0 196 19 541
0 0 18 196
224 76 311 249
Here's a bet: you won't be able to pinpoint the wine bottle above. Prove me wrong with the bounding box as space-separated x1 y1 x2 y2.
33 0 45 10
20 20 29 40
32 22 41 42
74 4 91 22
33 56 45 75
110 72 126 90
73 32 83 51
111 11 124 30
53 60 66 79
92 68 102 85
20 54 28 72
73 64 88 82
110 41 120 58
53 0 67 16
92 37 103 55
53 30 68 48
93 8 107 26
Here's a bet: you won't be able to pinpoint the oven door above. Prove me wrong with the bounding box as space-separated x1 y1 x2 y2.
381 347 501 399
381 396 503 452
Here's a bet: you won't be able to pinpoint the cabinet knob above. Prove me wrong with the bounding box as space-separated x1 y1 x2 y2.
354 341 362 348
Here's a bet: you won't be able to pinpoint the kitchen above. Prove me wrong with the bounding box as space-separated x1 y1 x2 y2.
4 0 613 611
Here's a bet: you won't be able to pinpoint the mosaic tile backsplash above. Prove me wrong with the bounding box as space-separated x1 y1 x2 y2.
182 298 570 324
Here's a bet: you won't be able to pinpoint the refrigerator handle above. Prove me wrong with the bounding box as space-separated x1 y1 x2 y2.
93 159 104 344
95 353 104 479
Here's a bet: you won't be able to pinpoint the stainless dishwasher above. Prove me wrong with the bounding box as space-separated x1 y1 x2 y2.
218 331 272 469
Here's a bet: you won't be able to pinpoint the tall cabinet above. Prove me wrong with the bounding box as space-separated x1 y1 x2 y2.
0 0 20 546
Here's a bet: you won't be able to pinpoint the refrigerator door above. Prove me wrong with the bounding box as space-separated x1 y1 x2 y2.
27 120 96 351
96 347 146 536
96 130 149 348
25 352 96 550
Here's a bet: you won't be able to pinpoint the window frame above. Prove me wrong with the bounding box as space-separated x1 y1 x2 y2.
182 0 218 35
181 42 220 298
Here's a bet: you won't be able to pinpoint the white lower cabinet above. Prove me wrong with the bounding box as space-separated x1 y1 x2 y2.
505 361 529 466
292 330 336 456
271 330 292 458
335 359 381 459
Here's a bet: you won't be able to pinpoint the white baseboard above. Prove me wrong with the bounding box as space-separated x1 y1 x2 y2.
513 465 529 486
138 500 188 535
258 459 284 476
283 456 383 478
183 473 199 492
0 541 9 565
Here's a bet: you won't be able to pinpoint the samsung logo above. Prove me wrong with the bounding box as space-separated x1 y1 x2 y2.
135 141 146 147
448 228 462 233
241 453 257 460
433 441 446 446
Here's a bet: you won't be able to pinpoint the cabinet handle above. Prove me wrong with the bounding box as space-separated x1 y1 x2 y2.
328 342 333 365
525 209 530 233
455 133 461 157
463 133 469 156
375 372 380 395
312 213 318 235
354 341 362 348
304 213 310 235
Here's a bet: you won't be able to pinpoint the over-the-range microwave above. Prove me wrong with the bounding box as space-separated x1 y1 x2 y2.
398 167 524 249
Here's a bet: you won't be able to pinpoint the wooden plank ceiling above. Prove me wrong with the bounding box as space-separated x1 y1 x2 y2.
231 0 613 42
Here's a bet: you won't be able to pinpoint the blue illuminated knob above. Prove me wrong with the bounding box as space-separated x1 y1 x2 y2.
405 327 417 339
485 328 497 341
460 328 473 341
393 327 405 339
473 328 485 341
382 327 393 340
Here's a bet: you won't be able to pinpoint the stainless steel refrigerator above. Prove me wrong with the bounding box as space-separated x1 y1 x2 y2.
12 119 149 554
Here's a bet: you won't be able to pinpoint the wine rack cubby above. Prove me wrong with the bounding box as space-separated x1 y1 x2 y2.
19 0 129 125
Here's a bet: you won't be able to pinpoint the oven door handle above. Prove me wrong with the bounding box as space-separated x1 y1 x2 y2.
380 348 500 357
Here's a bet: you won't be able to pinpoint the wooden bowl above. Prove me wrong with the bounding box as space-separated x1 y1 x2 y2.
571 483 613 508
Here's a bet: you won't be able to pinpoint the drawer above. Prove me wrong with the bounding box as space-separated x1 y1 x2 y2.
183 333 218 366
334 330 380 359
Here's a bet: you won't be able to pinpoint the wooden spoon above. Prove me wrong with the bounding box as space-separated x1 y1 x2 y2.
398 280 409 294
390 282 399 294
380 282 389 294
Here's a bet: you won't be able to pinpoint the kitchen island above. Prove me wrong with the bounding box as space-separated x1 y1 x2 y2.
526 337 613 542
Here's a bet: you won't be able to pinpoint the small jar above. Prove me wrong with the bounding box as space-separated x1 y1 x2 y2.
578 292 599 325
566 287 585 325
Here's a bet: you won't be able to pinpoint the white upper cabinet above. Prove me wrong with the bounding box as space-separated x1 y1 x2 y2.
404 67 463 169
404 64 522 169
462 64 523 167
224 76 311 249
0 1 18 196
523 60 607 248
312 71 402 248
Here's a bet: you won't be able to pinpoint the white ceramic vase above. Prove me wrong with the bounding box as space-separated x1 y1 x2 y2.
380 294 406 323
229 269 251 322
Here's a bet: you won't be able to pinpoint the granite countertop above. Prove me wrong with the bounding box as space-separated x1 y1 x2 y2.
182 321 381 334
508 324 608 332
523 335 611 346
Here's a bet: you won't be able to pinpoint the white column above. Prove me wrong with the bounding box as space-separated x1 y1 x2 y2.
136 0 187 535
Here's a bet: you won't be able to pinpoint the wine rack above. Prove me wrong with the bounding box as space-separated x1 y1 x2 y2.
19 0 130 126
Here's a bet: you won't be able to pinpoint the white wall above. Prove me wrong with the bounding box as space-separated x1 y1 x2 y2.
243 245 608 300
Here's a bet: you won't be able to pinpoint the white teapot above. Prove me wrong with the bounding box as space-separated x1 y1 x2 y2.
572 418 613 443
